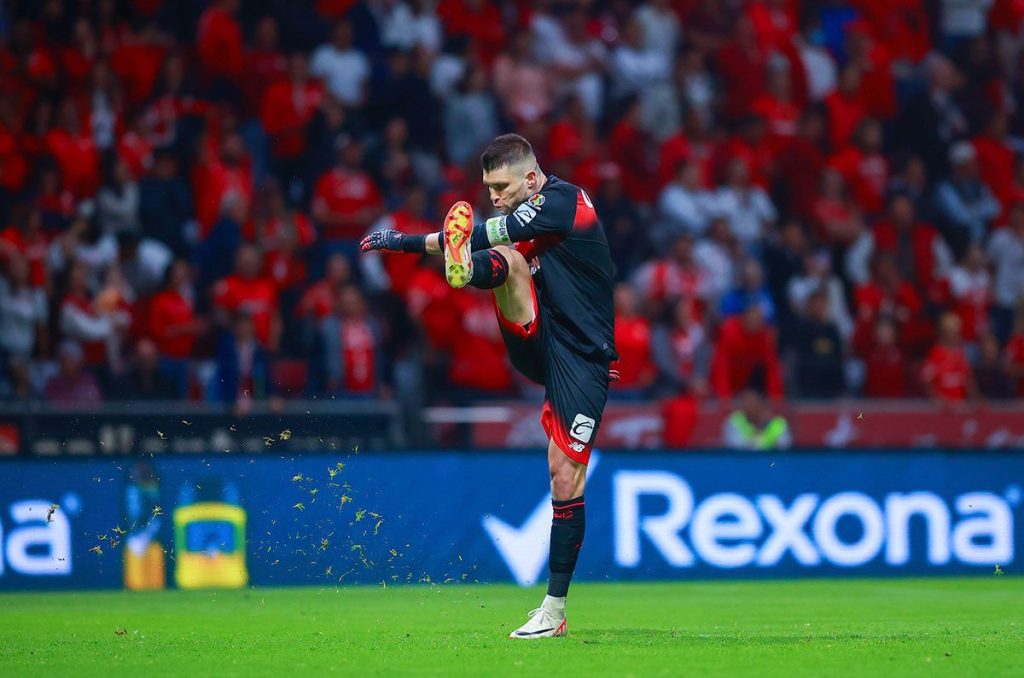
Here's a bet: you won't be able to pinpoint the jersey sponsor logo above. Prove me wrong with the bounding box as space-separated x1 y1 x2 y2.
528 193 545 208
570 414 596 443
513 202 537 224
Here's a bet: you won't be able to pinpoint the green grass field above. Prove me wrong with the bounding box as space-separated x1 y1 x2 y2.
0 578 1021 676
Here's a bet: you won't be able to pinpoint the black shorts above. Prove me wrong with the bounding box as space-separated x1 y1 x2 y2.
495 282 609 465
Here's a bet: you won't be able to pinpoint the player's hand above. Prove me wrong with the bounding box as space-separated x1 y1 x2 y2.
360 229 406 253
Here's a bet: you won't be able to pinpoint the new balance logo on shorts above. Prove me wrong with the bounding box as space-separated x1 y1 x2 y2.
570 414 596 443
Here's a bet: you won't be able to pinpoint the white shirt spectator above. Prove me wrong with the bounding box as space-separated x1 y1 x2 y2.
693 237 734 302
634 2 680 58
611 44 671 98
658 183 716 236
714 186 777 246
798 38 837 102
311 43 370 106
0 280 46 359
380 2 442 53
986 226 1024 308
941 0 994 38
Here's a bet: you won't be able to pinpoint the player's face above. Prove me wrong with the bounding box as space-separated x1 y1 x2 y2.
483 163 537 215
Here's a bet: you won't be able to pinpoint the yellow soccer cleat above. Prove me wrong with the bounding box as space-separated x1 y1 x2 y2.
443 200 474 288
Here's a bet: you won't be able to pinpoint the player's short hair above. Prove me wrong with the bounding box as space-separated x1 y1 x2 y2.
480 134 536 173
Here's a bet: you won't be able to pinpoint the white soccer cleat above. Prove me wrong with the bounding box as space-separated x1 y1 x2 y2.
508 597 567 639
443 200 474 288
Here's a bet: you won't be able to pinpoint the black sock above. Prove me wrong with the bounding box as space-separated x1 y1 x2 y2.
468 249 509 289
547 496 585 598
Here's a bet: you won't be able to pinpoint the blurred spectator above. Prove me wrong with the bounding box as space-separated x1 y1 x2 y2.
611 283 656 396
714 158 777 249
634 0 681 59
658 160 716 238
257 185 316 302
651 297 709 395
716 17 766 123
633 234 707 317
312 136 384 244
0 258 47 398
722 387 792 450
825 65 867 150
44 340 102 405
212 243 281 352
139 149 194 257
197 0 244 89
611 17 674 135
791 289 846 398
674 49 715 129
852 253 932 357
59 259 124 367
863 318 909 398
921 312 978 402
148 259 201 393
98 155 140 234
380 0 442 54
693 217 737 304
116 231 172 299
242 16 288 119
934 141 1001 256
193 132 253 239
319 284 381 397
710 304 784 399
492 33 552 125
795 17 837 103
444 64 499 165
440 286 513 397
361 187 434 298
298 253 352 323
532 7 606 120
260 51 324 204
986 201 1024 341
211 312 277 415
846 193 953 294
812 168 863 247
829 118 888 217
721 258 775 323
312 19 369 107
112 338 180 400
897 56 967 177
973 111 1015 216
948 243 992 344
763 219 807 336
975 332 1015 399
888 155 933 222
46 98 100 200
788 250 853 340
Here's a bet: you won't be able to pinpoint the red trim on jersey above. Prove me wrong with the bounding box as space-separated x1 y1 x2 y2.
493 275 539 339
573 189 598 231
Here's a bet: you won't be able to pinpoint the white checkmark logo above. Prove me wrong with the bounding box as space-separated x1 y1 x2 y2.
482 453 600 586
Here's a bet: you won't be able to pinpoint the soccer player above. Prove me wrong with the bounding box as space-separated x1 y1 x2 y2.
361 134 617 638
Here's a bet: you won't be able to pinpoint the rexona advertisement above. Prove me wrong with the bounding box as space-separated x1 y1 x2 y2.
0 451 1020 590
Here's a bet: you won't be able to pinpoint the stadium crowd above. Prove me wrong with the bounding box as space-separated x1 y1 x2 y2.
2 0 1024 412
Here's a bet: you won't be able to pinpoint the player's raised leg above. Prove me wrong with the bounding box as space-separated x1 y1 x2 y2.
509 441 585 639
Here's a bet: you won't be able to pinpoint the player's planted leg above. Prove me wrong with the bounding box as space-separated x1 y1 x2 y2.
509 441 586 639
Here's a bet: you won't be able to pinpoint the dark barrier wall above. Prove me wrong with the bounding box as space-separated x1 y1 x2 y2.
0 451 1020 590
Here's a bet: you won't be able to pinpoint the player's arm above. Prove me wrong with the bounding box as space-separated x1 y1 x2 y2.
471 190 574 250
359 229 443 255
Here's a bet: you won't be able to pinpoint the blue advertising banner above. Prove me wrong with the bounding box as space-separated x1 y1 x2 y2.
0 450 1021 590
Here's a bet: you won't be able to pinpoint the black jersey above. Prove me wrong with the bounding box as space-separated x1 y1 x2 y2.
473 175 617 362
